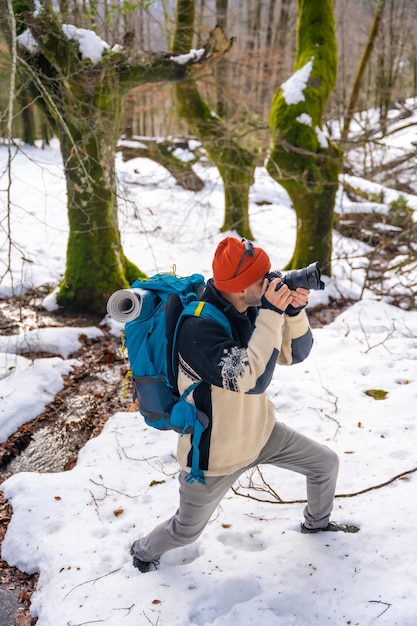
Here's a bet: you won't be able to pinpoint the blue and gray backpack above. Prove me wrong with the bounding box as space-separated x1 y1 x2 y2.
117 273 232 484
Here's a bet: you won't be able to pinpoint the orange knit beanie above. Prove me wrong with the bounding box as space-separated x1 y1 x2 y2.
212 237 271 292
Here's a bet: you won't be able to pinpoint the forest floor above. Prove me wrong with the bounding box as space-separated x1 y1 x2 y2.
0 286 352 625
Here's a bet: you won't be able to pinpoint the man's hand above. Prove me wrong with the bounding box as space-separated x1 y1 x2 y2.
286 287 309 316
290 287 309 309
263 278 293 313
262 279 310 315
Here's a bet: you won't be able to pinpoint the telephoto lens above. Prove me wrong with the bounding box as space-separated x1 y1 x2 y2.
266 262 325 291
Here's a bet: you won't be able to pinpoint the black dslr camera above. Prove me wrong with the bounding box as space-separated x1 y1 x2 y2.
266 261 325 291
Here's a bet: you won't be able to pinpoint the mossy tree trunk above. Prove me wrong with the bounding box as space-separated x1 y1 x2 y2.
10 1 229 313
266 0 343 274
58 73 139 310
173 0 255 239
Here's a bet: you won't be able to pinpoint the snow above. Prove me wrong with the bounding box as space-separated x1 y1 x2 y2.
169 49 205 65
17 24 111 64
295 113 329 149
16 29 39 54
296 113 312 126
315 125 328 148
62 24 110 64
0 326 102 442
281 59 313 105
1 116 417 625
17 18 206 67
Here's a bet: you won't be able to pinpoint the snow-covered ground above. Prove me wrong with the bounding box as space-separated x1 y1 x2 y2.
1 118 417 625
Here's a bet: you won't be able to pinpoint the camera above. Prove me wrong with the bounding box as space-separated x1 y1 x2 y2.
266 261 325 291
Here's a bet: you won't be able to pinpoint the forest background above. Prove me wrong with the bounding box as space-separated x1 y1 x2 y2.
1 0 417 315
2 0 417 145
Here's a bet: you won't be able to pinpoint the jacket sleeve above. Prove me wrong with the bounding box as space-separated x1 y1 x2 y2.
278 309 314 365
177 308 287 394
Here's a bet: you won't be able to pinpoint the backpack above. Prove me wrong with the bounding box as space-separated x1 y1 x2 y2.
117 273 232 484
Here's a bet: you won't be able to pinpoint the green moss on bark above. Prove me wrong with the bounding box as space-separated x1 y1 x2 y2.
266 0 343 274
173 0 254 239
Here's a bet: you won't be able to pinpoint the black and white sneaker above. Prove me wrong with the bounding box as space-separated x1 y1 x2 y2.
301 521 360 534
130 542 159 573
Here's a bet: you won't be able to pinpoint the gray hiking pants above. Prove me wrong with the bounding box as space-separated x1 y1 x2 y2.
134 421 339 563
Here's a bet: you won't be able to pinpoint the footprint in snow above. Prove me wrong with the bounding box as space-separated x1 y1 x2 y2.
217 530 266 552
189 577 260 625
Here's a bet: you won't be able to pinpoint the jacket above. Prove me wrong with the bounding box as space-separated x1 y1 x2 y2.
176 279 313 477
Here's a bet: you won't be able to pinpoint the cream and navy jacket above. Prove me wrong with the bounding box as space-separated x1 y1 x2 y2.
176 279 313 477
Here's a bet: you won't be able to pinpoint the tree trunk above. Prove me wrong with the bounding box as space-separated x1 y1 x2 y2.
341 0 386 142
57 80 143 312
8 1 230 313
18 91 36 145
173 0 255 239
266 0 343 274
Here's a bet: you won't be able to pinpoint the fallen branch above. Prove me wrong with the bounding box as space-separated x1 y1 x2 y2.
232 466 417 504
336 466 417 498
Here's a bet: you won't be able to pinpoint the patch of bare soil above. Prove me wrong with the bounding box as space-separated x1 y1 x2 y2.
0 285 351 625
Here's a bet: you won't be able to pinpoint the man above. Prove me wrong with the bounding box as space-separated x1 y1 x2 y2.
131 237 359 573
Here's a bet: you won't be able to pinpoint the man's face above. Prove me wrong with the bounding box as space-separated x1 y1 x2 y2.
242 277 267 307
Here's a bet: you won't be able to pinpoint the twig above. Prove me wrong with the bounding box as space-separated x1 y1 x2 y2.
89 479 140 498
116 434 179 477
143 610 160 625
112 604 135 616
70 621 104 625
231 486 304 504
369 600 391 619
89 490 103 521
64 568 121 599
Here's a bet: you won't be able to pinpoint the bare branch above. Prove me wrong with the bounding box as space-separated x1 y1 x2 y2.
232 466 417 504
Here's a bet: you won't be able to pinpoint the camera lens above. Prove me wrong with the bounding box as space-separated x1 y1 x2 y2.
282 262 325 291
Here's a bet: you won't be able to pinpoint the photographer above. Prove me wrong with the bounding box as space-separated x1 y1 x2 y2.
131 237 359 573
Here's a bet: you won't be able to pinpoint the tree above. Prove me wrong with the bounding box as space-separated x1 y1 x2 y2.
341 0 386 142
3 0 230 313
173 0 255 239
266 0 342 274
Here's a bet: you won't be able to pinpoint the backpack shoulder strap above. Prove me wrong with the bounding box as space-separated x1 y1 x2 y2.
182 300 233 338
170 302 232 485
170 300 233 388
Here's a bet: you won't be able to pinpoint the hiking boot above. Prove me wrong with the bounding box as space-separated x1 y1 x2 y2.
301 521 360 534
130 542 159 573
